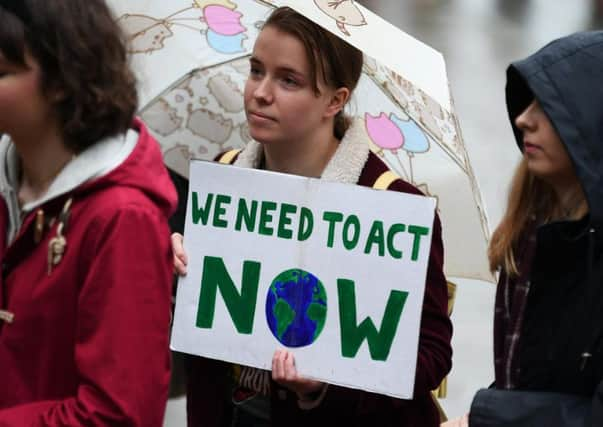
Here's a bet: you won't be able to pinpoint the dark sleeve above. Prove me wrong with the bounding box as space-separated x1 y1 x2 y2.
409 212 453 394
167 168 189 234
469 385 601 427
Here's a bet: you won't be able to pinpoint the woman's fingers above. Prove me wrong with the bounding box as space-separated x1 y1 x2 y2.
171 233 188 276
284 350 297 381
272 349 289 380
271 350 324 397
440 414 469 427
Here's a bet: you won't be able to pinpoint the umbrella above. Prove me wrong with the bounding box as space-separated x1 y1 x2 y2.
109 0 493 282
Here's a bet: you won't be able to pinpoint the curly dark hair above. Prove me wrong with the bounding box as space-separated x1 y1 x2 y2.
0 0 138 152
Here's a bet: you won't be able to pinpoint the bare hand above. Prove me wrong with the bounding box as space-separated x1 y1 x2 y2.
441 414 469 427
171 232 188 276
271 349 324 398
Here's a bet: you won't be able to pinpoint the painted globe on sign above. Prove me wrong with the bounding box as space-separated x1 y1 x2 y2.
265 269 327 348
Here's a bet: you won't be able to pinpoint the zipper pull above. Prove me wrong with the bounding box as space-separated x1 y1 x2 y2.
580 352 592 371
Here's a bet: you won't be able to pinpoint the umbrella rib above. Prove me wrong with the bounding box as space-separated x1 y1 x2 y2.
163 7 195 21
254 0 278 9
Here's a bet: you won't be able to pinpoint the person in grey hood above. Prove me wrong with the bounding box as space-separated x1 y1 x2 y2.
443 31 603 426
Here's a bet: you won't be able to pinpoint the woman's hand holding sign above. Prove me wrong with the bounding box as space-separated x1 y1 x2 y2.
272 349 325 400
172 232 188 275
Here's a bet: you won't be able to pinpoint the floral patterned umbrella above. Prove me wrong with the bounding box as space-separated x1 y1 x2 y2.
109 0 492 282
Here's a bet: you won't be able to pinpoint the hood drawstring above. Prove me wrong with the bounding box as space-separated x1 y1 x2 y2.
580 227 598 371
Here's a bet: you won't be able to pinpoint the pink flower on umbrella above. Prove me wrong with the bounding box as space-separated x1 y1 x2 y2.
204 5 245 36
365 112 404 152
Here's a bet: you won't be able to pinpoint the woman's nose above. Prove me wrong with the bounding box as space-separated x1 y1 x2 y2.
515 100 537 131
254 77 274 103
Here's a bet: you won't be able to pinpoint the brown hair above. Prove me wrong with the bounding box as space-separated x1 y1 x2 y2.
488 159 562 275
264 7 364 140
0 0 137 153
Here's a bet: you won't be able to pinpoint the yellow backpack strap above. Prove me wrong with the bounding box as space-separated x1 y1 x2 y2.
218 149 241 165
431 281 457 422
372 170 400 190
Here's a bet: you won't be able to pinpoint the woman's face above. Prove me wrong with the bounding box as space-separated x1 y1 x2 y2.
244 25 337 146
515 100 576 184
0 50 54 139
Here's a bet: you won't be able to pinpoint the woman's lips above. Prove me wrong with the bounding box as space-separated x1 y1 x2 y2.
523 142 542 153
249 111 276 122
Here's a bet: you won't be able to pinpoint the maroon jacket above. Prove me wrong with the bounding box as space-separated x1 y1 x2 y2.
186 152 452 427
0 121 177 426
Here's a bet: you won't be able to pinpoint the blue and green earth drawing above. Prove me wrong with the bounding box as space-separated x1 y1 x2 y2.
265 269 327 347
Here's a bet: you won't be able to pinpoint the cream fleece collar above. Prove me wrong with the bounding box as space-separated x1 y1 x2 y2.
234 118 370 184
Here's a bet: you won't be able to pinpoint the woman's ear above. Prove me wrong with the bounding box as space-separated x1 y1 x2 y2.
325 87 351 119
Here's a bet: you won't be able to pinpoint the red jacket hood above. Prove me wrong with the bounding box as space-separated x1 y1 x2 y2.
76 119 177 219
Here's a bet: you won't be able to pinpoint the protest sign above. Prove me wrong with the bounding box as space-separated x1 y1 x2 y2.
171 160 437 398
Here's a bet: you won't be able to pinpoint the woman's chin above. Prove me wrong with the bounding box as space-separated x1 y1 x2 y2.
249 130 278 145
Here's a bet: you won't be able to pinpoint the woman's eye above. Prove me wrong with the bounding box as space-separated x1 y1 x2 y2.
282 77 299 87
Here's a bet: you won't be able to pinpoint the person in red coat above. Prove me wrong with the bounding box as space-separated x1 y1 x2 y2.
172 7 452 427
0 1 177 425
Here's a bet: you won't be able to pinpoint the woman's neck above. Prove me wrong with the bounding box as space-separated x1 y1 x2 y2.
13 126 74 206
262 127 339 178
552 178 589 221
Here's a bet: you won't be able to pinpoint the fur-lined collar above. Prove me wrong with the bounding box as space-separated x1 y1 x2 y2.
234 118 370 185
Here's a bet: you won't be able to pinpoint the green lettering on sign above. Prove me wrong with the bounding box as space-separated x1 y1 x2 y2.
337 279 408 361
191 192 213 225
235 199 258 232
259 201 277 236
213 194 231 228
408 225 430 261
196 257 260 334
386 224 406 259
298 207 314 241
364 221 385 256
343 215 361 250
277 203 297 240
323 211 344 248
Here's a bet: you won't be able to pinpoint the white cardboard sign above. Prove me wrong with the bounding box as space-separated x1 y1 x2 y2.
171 160 436 399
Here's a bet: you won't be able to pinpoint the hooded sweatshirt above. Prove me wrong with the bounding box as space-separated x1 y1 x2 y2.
504 30 603 394
0 120 177 426
471 31 603 427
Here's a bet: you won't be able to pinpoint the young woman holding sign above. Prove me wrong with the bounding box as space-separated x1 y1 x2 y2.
173 7 452 427
0 1 176 425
